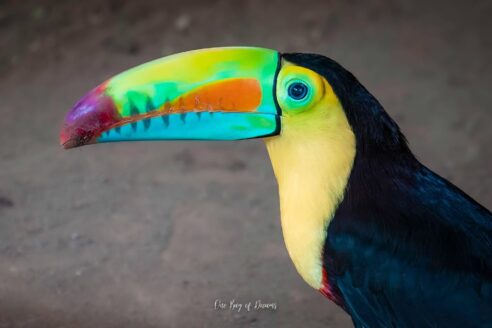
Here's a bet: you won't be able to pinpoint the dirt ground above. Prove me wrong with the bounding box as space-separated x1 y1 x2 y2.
0 0 491 327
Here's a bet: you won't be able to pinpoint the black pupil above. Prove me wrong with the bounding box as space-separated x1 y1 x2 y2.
288 82 308 100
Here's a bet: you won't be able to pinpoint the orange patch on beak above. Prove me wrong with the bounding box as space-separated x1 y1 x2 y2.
168 78 262 113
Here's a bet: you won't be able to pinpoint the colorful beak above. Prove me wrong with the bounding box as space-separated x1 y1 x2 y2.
60 47 281 149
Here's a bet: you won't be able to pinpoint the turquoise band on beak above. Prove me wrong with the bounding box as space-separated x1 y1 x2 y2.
98 112 279 142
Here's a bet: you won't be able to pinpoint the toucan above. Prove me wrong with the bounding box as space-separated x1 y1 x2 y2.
60 47 492 327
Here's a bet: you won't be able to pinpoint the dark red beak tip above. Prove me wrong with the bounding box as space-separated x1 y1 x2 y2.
60 83 119 149
60 129 96 149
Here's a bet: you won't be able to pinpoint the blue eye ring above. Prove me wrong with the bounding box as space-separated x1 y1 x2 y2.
287 81 309 101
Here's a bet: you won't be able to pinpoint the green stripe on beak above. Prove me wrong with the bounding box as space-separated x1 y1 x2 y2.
60 47 281 148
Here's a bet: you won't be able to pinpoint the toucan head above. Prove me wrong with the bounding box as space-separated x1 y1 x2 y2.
60 47 362 149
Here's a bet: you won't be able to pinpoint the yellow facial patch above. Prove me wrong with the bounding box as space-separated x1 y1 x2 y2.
265 61 356 289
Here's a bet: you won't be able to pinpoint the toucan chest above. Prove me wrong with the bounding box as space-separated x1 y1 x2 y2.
264 113 356 290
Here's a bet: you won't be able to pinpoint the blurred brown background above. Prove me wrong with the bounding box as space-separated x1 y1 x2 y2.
0 0 491 327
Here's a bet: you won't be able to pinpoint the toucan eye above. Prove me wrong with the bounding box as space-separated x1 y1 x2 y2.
287 82 309 101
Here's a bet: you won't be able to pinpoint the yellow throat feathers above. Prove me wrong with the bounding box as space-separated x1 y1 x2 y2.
265 77 356 289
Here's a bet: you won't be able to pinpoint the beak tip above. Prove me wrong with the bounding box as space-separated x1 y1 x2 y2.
60 141 75 150
60 83 118 149
59 127 96 149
